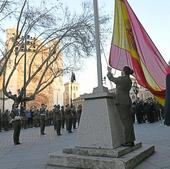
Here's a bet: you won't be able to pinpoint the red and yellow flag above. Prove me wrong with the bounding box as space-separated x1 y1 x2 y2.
109 0 170 105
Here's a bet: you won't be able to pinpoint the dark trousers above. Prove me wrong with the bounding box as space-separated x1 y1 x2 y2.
3 121 9 131
61 118 65 129
66 117 72 133
56 120 61 135
13 120 21 144
40 117 45 134
28 118 33 127
72 117 76 129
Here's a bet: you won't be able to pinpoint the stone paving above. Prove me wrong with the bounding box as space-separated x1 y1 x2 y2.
0 122 170 169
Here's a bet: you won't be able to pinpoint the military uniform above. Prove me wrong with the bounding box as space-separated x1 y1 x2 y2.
61 106 65 129
10 106 22 145
33 110 39 127
65 105 72 133
71 106 77 129
107 72 135 145
3 110 9 131
39 104 46 135
53 105 62 135
20 106 27 129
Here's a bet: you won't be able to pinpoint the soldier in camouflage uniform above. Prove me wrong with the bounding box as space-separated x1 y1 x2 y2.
10 104 22 145
3 110 9 131
61 106 65 129
65 104 72 133
71 105 77 129
39 104 47 135
107 66 135 147
53 105 62 135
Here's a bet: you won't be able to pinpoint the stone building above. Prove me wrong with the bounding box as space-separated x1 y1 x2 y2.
63 82 80 106
0 28 64 111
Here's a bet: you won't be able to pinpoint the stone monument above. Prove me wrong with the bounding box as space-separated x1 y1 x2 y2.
47 88 154 169
47 0 154 168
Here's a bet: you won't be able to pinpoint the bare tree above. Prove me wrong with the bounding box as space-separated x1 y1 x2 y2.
0 0 109 107
0 0 16 61
0 0 14 21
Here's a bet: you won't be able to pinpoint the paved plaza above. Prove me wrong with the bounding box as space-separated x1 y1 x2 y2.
0 122 170 169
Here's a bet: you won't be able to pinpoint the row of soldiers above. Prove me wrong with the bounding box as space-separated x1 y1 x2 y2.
3 103 82 145
131 98 164 124
52 104 82 135
30 103 82 135
0 109 12 131
0 104 82 133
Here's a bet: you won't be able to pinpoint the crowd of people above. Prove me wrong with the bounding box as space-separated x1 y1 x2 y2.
0 103 82 145
131 97 164 124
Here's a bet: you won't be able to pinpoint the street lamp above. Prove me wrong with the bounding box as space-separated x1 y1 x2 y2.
132 81 139 98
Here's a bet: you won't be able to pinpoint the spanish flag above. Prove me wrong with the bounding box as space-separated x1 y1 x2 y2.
109 0 170 105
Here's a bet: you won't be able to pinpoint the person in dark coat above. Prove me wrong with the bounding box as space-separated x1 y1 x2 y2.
10 103 22 145
3 110 10 131
53 105 62 135
20 104 27 129
65 104 73 133
39 103 47 135
164 73 170 126
135 98 144 124
107 66 135 147
71 106 77 129
147 99 155 123
61 106 65 129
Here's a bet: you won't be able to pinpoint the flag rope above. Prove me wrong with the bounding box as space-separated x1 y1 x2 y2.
101 43 115 89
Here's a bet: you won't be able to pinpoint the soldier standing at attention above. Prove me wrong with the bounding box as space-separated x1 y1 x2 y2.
53 105 62 136
3 110 9 131
10 104 22 145
65 104 73 133
107 66 135 147
61 106 65 129
39 103 47 135
71 105 77 129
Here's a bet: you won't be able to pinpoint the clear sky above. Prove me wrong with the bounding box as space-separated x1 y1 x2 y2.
63 0 170 94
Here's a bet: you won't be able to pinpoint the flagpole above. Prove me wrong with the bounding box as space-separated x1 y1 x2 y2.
93 0 103 91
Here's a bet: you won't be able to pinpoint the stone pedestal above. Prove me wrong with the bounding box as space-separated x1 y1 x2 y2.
47 89 155 169
47 143 154 169
76 89 124 149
